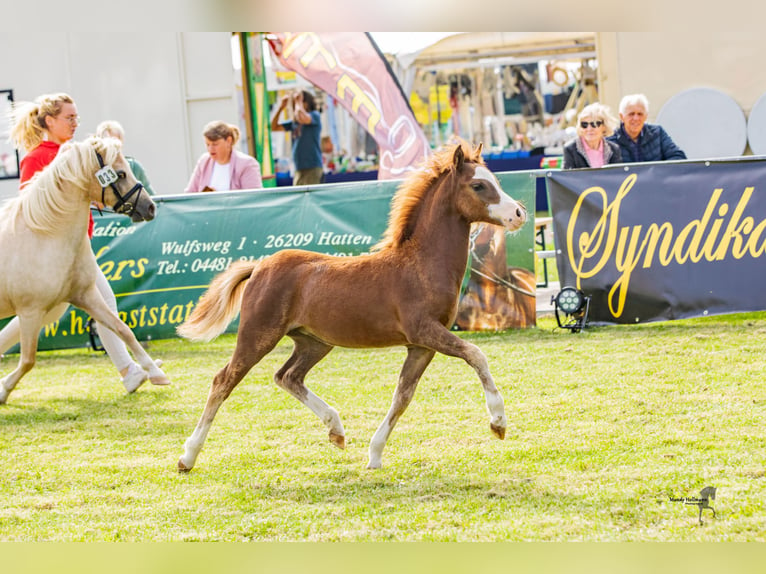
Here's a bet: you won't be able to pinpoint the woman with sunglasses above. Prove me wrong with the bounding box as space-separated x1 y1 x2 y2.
0 92 164 393
562 103 622 169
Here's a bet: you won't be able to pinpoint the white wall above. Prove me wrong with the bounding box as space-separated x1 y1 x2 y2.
0 32 236 200
597 32 766 144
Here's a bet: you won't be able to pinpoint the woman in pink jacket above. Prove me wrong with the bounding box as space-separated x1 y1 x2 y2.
184 121 263 192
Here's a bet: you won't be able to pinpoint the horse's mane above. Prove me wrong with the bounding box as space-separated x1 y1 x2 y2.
0 136 123 235
372 140 484 251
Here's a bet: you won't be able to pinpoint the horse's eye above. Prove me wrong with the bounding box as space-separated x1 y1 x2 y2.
117 171 127 179
471 182 483 192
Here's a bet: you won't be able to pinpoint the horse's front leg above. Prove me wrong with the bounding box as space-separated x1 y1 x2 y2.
72 287 170 386
411 322 507 440
0 313 45 404
368 345 435 469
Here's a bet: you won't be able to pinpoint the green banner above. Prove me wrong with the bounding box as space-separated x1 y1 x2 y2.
240 32 276 187
2 173 535 352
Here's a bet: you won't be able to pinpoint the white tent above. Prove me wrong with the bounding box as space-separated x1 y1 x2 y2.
381 32 597 149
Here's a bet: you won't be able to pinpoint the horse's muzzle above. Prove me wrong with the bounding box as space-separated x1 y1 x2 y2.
130 200 156 222
489 198 527 232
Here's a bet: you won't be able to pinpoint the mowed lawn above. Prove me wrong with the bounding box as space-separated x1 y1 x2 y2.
0 312 764 541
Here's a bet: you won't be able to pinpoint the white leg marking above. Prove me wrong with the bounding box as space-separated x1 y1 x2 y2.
465 343 507 432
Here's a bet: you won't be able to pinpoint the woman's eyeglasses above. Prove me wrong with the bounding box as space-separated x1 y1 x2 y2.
580 120 604 129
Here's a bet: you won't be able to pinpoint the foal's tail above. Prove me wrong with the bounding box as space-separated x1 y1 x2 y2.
177 260 258 342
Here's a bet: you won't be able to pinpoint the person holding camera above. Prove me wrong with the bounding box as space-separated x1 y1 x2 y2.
270 90 323 186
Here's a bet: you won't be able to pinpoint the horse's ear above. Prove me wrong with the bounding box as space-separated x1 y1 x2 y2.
453 144 465 172
89 136 103 153
476 142 483 156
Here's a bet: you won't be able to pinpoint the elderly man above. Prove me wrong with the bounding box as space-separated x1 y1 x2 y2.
607 94 686 163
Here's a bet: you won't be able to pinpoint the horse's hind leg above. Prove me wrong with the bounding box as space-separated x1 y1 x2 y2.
275 332 344 448
178 331 283 472
0 313 45 404
368 346 435 469
0 302 68 356
177 362 247 472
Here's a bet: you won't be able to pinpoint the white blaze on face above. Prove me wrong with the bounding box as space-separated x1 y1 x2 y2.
473 166 527 231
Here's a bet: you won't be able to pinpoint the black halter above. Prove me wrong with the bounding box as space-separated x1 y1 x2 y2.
95 151 144 216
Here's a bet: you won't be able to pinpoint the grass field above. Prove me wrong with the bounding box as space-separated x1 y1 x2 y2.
1 311 765 541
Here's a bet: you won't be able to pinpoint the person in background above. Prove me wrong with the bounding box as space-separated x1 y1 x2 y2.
563 103 623 169
185 121 263 193
0 92 164 393
270 90 323 186
320 134 336 176
96 120 156 195
606 93 686 163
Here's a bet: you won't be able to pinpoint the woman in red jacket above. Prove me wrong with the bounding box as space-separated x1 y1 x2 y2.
0 92 163 393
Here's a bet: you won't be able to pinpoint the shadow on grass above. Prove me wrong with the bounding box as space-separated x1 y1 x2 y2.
0 386 183 430
174 460 613 541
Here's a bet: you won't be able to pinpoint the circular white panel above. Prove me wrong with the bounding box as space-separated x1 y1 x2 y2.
656 87 747 159
747 92 766 155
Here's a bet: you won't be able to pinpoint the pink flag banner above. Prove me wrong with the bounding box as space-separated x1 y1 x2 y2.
267 32 431 180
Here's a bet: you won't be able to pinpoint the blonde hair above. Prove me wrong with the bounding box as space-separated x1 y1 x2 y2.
9 93 75 152
576 103 618 138
1 136 123 235
202 121 240 144
96 120 125 141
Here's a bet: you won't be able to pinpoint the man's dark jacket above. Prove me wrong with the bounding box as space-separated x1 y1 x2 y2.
606 123 686 163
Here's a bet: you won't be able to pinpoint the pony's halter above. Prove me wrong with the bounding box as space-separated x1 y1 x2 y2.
95 151 144 216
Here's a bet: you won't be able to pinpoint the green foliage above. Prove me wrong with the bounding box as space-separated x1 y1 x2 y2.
1 312 765 540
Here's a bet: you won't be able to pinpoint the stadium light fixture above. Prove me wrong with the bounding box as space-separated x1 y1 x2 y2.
551 286 591 333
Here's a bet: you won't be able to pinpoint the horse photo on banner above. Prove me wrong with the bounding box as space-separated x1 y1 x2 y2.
455 172 538 331
547 158 766 324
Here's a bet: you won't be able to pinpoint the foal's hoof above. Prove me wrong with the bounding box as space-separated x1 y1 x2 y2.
177 459 192 473
490 423 506 440
329 431 345 450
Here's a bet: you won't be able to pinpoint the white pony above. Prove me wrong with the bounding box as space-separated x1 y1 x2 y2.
0 136 169 404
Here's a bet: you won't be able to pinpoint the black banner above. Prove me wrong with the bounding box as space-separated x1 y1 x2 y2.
547 158 766 324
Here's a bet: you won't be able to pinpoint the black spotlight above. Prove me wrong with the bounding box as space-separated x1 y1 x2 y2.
551 286 591 333
87 318 105 352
